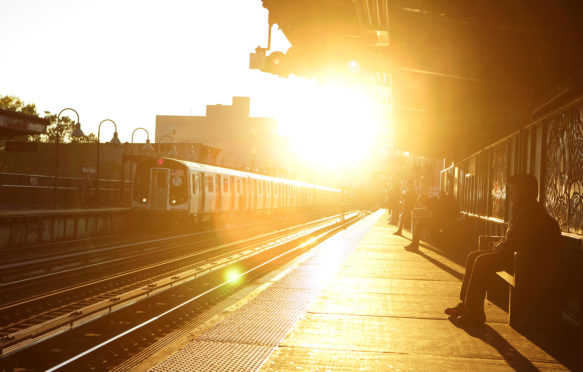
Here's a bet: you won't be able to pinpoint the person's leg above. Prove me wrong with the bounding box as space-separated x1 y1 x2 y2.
406 216 428 250
411 217 438 244
394 208 404 234
390 202 399 223
446 249 496 316
459 249 495 300
411 217 424 244
462 251 506 320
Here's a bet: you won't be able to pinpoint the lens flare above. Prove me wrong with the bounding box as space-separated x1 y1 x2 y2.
224 267 243 285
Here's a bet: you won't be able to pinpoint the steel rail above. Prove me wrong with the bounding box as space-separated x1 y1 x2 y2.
45 212 361 371
0 211 346 292
0 212 359 356
0 212 349 325
1 209 334 266
0 213 343 327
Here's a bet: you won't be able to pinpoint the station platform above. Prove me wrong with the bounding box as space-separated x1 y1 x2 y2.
135 210 578 371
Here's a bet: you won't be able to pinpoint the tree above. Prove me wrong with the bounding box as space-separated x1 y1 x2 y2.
0 95 97 143
40 112 98 144
0 95 38 116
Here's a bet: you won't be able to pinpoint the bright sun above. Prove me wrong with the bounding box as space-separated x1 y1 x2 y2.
273 78 380 171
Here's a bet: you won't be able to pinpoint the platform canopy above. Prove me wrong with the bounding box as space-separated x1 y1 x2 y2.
260 0 583 160
0 108 50 138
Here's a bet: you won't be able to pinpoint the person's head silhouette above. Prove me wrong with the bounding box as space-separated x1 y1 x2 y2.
509 174 538 207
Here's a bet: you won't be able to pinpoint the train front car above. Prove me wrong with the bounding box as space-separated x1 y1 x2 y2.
132 158 190 214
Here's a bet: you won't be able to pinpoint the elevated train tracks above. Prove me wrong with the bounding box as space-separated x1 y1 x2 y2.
0 211 363 369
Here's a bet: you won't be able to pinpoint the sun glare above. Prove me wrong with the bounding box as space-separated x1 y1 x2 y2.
274 79 380 171
224 267 243 285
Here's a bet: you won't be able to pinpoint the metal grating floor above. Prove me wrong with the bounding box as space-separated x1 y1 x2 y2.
149 211 382 371
112 283 263 371
149 341 273 372
197 288 320 346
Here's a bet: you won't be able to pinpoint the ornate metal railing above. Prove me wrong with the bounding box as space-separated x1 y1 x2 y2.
442 97 583 237
544 101 583 235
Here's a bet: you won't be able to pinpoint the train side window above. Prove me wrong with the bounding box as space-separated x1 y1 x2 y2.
236 179 241 193
223 177 229 192
192 175 196 193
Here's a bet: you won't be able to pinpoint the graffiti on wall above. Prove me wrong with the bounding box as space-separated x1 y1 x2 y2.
544 102 583 235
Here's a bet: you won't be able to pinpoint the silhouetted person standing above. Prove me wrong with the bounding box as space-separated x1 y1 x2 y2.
445 174 561 324
388 179 401 224
394 179 417 235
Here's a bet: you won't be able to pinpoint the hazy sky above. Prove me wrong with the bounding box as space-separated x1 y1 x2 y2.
1 0 384 173
0 0 294 142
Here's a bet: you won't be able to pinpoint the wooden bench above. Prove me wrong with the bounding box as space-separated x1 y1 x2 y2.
478 235 567 328
411 209 472 254
410 208 431 238
439 218 474 256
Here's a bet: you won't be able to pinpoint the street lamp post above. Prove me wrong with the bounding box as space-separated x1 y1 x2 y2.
96 119 121 206
54 108 85 208
129 128 154 202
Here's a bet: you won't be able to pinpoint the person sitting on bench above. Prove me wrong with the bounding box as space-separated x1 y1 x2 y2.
445 173 561 325
404 191 459 251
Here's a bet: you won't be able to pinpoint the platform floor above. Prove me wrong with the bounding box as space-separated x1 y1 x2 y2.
139 210 576 371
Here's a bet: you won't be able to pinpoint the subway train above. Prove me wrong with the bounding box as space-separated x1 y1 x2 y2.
131 158 342 221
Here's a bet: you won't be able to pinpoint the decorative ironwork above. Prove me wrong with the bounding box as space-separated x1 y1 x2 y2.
544 102 583 235
490 142 508 219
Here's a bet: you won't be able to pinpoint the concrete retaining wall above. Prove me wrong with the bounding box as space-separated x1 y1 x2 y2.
0 208 131 249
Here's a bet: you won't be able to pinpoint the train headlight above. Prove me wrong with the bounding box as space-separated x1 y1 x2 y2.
171 199 176 205
142 197 147 203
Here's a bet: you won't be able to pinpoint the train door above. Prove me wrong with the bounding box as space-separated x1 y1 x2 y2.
216 175 222 212
230 177 235 210
191 174 197 213
206 174 214 211
257 181 263 210
222 176 229 212
281 184 285 208
237 178 241 210
252 179 257 211
247 178 253 212
262 181 266 209
263 181 271 210
273 183 278 209
150 168 170 211
242 178 248 212
197 173 205 213
313 188 317 207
